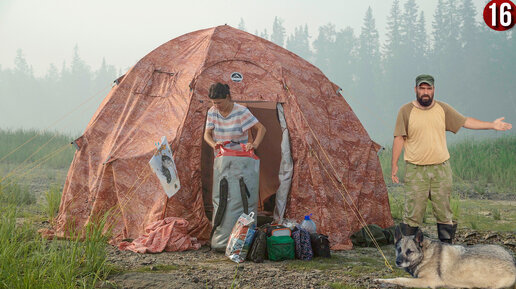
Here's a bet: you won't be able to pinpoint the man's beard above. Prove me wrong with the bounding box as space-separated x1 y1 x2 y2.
417 94 433 107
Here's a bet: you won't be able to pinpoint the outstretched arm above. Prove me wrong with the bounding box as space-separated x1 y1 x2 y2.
463 117 512 131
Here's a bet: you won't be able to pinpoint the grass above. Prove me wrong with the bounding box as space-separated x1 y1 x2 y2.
0 182 36 206
388 187 516 231
379 136 516 195
0 183 110 289
491 208 501 220
287 255 353 271
44 184 62 224
0 128 76 170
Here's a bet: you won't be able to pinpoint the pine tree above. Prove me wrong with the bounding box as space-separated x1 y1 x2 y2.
357 7 380 83
313 23 336 74
14 49 32 77
68 45 92 103
238 18 246 32
382 0 404 107
333 27 357 97
94 58 117 90
286 24 312 61
356 7 381 122
459 0 478 49
414 11 428 71
432 0 446 62
456 0 480 111
271 17 286 47
44 63 59 85
383 0 402 62
260 28 269 40
400 0 419 62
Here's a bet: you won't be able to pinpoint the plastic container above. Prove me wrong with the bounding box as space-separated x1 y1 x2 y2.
300 214 317 234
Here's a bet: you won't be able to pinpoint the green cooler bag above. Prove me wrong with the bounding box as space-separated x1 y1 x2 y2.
267 236 295 261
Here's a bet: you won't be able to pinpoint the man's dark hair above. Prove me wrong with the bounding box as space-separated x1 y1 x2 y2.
209 83 230 99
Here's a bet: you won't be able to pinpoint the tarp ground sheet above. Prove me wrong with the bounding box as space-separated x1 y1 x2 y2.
54 25 393 250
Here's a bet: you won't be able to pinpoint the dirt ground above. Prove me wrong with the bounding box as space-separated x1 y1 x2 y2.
100 226 516 289
19 170 516 288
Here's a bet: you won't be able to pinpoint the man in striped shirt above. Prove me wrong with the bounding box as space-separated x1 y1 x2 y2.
204 83 266 152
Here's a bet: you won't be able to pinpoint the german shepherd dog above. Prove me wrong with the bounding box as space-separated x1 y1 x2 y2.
376 226 516 288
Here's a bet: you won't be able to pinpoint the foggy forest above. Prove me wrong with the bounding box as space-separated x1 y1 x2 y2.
1 0 515 145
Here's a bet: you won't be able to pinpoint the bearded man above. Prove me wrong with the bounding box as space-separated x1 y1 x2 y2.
391 74 512 243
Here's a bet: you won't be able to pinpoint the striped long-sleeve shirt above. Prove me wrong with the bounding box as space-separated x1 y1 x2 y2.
205 103 259 151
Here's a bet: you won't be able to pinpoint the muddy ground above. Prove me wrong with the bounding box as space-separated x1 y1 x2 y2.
100 226 516 289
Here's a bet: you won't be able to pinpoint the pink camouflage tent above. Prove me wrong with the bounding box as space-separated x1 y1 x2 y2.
53 25 393 250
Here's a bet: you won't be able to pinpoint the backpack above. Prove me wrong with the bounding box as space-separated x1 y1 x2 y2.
310 233 331 258
292 227 313 260
247 227 267 263
267 235 295 261
350 224 392 247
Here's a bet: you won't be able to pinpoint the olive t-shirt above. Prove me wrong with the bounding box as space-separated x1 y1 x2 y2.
394 101 467 165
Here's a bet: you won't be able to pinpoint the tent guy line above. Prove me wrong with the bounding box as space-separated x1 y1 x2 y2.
0 84 111 164
0 133 61 183
286 87 394 271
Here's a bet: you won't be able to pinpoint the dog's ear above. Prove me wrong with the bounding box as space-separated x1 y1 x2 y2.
414 229 424 247
394 225 402 243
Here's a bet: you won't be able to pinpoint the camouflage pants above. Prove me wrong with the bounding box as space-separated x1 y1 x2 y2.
403 161 453 227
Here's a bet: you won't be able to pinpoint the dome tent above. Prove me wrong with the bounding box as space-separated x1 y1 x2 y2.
55 25 393 250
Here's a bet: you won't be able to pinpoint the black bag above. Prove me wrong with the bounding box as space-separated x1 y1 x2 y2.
310 233 331 258
247 227 267 263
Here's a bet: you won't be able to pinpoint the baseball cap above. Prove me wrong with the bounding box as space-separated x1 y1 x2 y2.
416 74 434 87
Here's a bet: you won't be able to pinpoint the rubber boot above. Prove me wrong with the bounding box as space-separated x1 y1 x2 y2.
437 222 457 244
399 223 419 236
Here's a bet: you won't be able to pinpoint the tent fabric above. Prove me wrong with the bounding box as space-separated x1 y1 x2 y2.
274 103 293 222
118 217 201 253
54 25 393 250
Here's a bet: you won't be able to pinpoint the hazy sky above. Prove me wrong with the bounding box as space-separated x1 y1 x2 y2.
0 0 487 76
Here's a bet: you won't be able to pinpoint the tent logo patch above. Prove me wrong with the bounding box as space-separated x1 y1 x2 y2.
230 72 243 82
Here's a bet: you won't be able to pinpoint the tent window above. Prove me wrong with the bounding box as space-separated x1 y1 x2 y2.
135 69 177 97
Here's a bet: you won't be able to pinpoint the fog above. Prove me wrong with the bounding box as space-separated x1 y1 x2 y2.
1 0 514 145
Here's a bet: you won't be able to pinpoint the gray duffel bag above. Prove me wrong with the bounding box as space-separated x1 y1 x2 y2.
210 144 259 251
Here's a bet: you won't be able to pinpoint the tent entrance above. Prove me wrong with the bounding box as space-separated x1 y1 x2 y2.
201 101 287 221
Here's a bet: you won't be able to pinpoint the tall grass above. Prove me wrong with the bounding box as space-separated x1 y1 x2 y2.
379 136 516 195
449 136 516 194
0 182 36 206
45 185 62 224
0 184 110 289
0 128 76 169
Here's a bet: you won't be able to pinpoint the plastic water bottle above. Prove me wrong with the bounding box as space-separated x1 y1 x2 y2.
300 214 317 234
